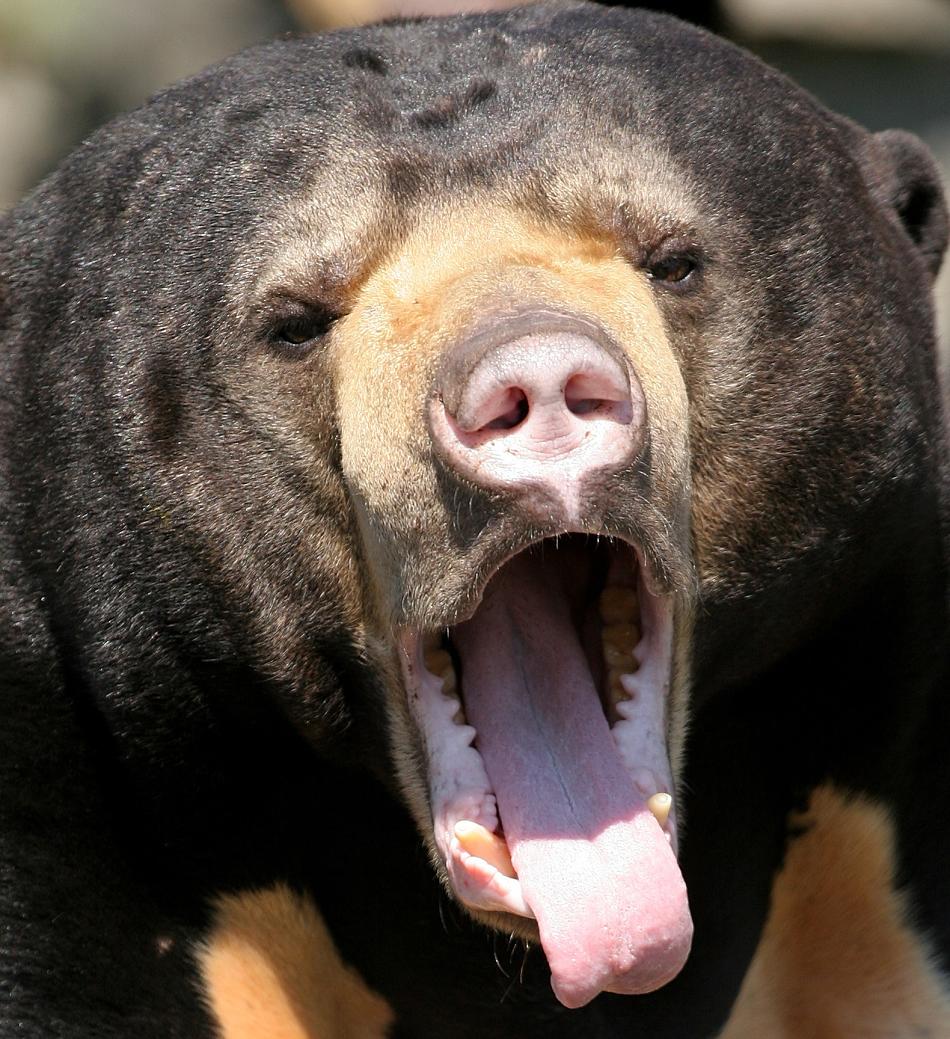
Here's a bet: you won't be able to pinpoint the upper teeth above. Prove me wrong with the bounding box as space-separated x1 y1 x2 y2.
600 585 641 713
598 585 639 625
424 647 454 684
602 622 640 647
423 643 465 722
423 583 643 723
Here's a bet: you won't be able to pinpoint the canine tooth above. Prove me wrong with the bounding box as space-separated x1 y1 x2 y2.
601 622 641 649
599 586 638 624
454 821 516 879
647 792 672 828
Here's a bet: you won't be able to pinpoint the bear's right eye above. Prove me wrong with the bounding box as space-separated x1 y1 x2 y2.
647 255 696 285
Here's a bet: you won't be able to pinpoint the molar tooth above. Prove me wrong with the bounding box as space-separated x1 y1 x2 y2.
454 821 516 879
647 792 672 829
603 643 636 671
601 622 641 649
599 586 639 624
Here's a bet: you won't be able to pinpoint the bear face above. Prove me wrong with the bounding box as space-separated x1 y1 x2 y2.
1 2 947 1032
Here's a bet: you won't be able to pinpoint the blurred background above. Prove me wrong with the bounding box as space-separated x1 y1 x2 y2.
1 0 948 356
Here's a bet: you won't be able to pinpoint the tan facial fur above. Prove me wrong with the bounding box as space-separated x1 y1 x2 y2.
197 885 393 1039
721 785 950 1039
331 201 691 628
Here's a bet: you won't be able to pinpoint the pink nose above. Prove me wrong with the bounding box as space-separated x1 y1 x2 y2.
429 314 643 515
453 334 633 435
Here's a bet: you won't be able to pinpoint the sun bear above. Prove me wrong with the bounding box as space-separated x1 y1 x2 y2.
1 3 947 1036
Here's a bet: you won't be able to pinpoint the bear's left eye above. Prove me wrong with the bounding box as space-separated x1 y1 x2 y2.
269 305 338 352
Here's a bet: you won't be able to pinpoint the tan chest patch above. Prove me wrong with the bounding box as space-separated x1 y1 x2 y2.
197 885 393 1039
194 786 950 1036
721 785 950 1039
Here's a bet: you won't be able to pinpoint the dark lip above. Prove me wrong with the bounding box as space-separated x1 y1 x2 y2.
408 527 673 632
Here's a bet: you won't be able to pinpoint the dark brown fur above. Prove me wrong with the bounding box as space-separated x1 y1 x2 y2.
0 5 947 1036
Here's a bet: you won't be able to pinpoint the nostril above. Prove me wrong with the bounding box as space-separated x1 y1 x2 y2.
430 318 645 496
443 328 636 440
564 373 630 419
483 388 529 431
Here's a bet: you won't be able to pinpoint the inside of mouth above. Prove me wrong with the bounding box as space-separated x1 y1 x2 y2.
423 536 640 732
403 534 692 1008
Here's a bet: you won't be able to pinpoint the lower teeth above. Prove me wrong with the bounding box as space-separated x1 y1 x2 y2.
455 820 516 878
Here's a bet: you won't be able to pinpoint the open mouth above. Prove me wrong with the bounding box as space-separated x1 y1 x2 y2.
398 534 692 1009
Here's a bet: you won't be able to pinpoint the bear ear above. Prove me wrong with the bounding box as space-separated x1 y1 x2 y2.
860 128 948 279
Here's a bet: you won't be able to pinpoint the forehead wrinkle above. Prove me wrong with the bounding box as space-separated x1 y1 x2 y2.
240 119 707 319
247 165 405 309
524 132 703 242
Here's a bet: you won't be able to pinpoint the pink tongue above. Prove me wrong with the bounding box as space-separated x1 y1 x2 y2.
453 551 692 1009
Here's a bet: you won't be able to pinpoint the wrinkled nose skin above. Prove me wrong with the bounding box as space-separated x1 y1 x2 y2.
429 310 645 519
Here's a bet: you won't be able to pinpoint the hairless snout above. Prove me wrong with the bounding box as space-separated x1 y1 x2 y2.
429 308 645 516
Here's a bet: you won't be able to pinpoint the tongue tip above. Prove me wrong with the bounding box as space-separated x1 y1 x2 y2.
551 980 599 1011
548 911 694 1010
550 954 691 1010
